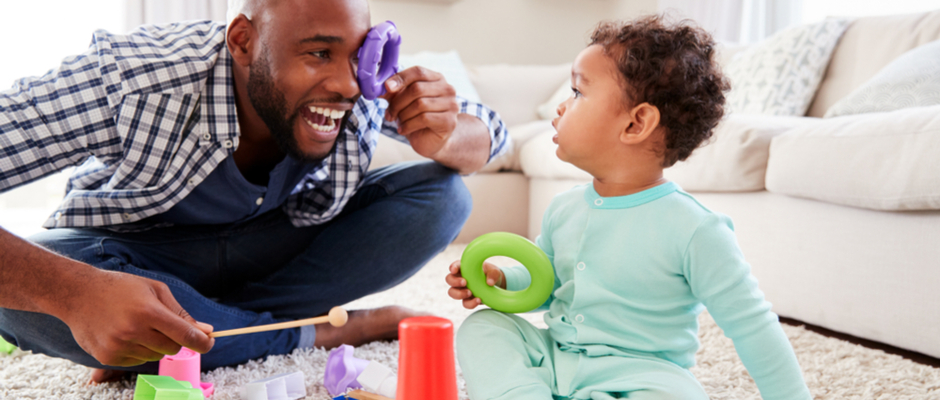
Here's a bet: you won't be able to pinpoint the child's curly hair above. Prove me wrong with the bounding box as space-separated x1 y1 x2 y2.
591 15 730 167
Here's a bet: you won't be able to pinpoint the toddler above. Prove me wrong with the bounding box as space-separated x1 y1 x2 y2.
446 15 811 400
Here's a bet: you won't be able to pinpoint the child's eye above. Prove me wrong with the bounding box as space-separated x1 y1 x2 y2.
571 87 582 98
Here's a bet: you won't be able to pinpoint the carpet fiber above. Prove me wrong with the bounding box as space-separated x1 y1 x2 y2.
2 244 939 399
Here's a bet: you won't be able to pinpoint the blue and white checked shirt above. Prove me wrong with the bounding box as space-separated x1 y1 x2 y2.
0 21 508 229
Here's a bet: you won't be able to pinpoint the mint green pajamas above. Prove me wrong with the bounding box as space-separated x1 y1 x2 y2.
458 310 708 400
457 182 811 400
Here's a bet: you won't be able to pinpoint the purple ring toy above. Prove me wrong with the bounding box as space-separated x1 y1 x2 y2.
357 20 401 100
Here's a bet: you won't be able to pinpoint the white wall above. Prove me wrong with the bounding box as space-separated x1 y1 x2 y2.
369 0 659 65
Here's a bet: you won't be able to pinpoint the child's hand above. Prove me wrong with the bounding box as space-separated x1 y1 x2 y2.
445 260 505 309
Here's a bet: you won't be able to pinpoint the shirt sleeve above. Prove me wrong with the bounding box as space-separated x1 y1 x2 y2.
0 41 122 194
684 213 812 400
377 95 510 165
500 199 559 312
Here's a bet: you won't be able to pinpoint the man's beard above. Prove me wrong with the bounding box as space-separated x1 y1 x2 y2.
246 50 335 163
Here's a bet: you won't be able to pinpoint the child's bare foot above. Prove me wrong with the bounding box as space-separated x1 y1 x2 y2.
89 368 126 384
313 306 430 349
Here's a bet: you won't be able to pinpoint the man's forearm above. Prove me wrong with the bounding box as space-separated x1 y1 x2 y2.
0 227 89 317
430 113 492 174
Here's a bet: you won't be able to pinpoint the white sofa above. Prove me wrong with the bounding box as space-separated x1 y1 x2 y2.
371 10 940 359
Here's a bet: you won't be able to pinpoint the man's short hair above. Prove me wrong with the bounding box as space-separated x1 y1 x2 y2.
591 15 730 167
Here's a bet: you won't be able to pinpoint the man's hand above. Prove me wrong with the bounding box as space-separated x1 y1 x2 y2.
57 270 214 367
445 260 505 309
381 66 460 159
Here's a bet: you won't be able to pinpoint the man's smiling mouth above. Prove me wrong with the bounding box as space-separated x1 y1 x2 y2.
302 106 347 132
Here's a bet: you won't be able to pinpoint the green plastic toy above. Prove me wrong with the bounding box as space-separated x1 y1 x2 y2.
133 374 204 400
460 232 554 313
0 337 16 355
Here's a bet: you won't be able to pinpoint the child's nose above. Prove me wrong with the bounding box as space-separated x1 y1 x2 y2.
556 102 566 116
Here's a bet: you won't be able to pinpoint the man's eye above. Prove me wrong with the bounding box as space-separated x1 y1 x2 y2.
309 50 330 59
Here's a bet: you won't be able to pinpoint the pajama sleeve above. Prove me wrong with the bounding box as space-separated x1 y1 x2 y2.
684 213 812 400
499 198 560 312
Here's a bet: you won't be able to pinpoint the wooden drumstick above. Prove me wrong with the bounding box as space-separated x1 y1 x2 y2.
209 307 348 338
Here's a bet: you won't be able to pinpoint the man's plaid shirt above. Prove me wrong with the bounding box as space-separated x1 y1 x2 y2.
0 21 508 229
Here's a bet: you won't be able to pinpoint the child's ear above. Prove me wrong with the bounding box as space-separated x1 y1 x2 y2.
227 14 256 67
620 103 661 145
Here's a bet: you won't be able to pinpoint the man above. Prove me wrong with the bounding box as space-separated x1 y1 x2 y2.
0 0 507 382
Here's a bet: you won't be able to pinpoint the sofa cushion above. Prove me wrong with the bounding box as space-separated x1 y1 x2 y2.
519 113 812 190
824 39 940 117
806 10 940 117
766 105 940 210
664 114 815 192
519 130 590 181
724 18 850 116
467 63 570 127
400 50 481 103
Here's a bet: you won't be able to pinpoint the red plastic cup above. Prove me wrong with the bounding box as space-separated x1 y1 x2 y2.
396 316 458 400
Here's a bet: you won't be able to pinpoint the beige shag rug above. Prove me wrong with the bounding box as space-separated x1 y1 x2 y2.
2 244 939 399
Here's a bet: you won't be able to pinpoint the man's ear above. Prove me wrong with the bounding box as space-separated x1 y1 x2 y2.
227 14 255 67
620 102 661 145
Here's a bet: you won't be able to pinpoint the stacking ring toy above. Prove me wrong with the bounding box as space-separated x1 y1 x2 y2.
357 21 401 100
460 232 554 313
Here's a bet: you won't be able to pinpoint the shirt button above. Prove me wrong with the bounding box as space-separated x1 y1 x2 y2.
202 133 211 141
577 262 586 271
575 314 585 323
594 198 603 206
54 212 62 221
188 178 196 186
122 213 131 220
256 197 264 206
223 140 234 148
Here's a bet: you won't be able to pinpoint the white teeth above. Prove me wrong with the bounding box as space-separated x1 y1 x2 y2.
305 117 336 132
306 106 345 120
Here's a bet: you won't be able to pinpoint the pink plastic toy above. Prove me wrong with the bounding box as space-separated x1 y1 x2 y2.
159 347 214 398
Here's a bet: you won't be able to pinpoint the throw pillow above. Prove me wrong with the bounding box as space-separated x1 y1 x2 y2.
397 50 481 103
766 104 940 211
824 39 940 117
724 18 850 116
536 80 572 120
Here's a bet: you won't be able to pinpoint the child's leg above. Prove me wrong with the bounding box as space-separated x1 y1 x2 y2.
457 310 558 400
570 355 709 400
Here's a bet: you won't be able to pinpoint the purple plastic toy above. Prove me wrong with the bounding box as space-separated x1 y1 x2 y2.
357 21 401 100
324 345 370 396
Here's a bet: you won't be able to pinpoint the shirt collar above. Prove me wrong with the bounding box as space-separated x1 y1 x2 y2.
585 181 679 209
204 44 240 143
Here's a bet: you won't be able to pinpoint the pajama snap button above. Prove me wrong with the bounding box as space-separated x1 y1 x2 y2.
223 140 234 148
577 262 586 270
122 213 131 220
202 132 211 141
54 212 62 220
256 197 264 206
575 314 584 323
188 178 196 186
594 198 603 206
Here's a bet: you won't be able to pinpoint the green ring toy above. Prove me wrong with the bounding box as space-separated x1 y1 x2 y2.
460 232 554 313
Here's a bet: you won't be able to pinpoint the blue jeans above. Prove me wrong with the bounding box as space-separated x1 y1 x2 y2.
0 161 471 372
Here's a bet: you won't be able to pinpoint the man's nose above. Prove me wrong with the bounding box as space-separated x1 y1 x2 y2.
324 59 360 100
